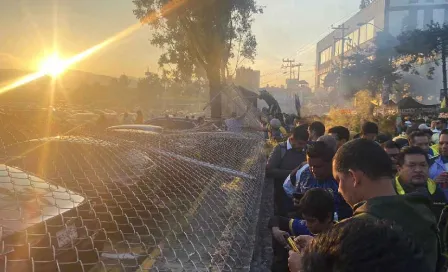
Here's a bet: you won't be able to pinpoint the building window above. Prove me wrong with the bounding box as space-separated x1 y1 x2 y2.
388 10 410 36
319 46 333 65
334 40 342 56
433 9 445 25
366 20 375 41
353 30 359 47
417 9 425 29
344 30 360 52
317 73 328 87
359 24 367 44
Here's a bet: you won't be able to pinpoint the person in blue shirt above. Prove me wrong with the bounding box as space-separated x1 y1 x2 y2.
284 141 352 220
272 141 352 272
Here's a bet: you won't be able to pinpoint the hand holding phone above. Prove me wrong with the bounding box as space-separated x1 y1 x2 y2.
287 236 300 252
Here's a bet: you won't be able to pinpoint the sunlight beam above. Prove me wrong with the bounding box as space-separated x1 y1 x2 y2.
0 0 188 95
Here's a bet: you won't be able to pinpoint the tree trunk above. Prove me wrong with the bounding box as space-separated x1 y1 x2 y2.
208 67 222 119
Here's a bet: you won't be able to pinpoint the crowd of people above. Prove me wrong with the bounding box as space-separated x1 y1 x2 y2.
265 118 448 272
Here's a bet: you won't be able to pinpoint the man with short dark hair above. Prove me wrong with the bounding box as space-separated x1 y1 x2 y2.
284 141 352 220
409 130 435 158
332 139 440 271
328 126 350 149
270 188 335 245
267 125 309 217
361 121 378 141
308 121 325 141
289 219 429 272
395 146 446 220
382 140 400 174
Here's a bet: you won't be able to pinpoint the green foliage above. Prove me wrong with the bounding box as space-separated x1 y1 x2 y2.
324 49 401 98
132 0 262 117
324 90 396 134
137 71 165 98
395 22 448 79
324 89 397 135
359 0 374 9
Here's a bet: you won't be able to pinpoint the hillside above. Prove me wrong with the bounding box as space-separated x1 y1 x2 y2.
0 69 138 89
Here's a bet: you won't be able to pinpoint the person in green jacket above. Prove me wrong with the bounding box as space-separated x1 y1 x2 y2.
333 139 441 272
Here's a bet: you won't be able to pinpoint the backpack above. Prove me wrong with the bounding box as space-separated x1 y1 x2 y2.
279 142 287 160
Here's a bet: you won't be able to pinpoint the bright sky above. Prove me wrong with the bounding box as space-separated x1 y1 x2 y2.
0 0 360 88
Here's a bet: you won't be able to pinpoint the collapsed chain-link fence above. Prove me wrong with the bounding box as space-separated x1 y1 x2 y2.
0 85 267 271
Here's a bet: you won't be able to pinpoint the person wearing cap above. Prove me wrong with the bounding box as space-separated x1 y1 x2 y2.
419 123 431 131
268 118 288 144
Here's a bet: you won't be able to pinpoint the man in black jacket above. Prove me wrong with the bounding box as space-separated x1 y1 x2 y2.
266 125 308 217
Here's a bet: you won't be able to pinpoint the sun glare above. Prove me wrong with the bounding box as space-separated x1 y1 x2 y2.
38 53 68 77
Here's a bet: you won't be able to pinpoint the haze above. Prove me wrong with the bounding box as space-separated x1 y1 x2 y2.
0 0 359 87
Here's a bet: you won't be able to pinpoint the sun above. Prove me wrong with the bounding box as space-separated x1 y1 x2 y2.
38 53 68 77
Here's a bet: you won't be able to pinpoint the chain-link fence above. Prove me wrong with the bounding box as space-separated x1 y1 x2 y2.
0 85 267 271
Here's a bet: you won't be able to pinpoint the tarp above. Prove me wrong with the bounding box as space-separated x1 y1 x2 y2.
237 86 258 109
397 97 439 115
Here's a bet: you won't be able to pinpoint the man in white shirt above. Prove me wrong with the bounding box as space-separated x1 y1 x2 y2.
224 106 250 133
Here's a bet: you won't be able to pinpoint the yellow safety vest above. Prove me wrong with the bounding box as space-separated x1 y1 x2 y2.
431 144 440 157
394 176 437 195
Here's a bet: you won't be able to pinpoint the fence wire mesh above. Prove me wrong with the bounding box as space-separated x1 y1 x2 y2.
0 85 266 271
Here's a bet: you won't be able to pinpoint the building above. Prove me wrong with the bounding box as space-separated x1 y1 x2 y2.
315 0 448 89
235 67 261 92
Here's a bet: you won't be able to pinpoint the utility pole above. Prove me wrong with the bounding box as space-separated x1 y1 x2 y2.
282 59 302 86
442 40 448 103
332 24 350 94
282 58 298 80
297 63 303 81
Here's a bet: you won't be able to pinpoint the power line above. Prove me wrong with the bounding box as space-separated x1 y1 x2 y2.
282 59 303 80
260 69 285 78
292 9 361 59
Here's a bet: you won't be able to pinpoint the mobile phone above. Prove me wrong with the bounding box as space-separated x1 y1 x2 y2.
287 236 300 252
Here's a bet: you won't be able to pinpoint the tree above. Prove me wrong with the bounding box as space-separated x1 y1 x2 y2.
137 71 165 97
324 32 401 98
395 23 447 99
118 74 131 88
359 0 373 9
132 0 262 118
